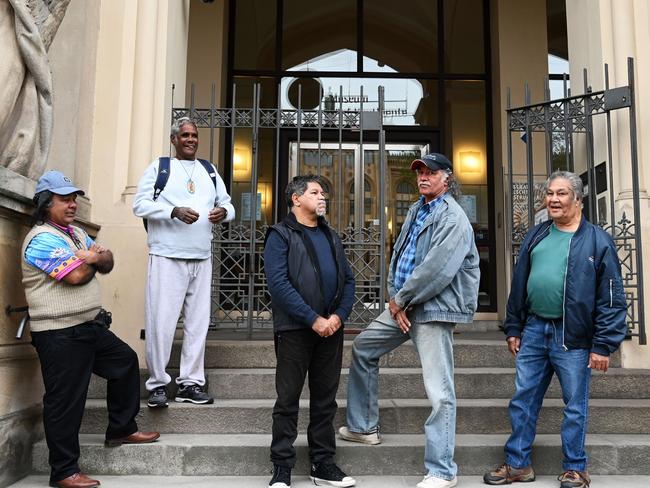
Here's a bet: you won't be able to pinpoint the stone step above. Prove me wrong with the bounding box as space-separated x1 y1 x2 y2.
87 367 650 400
204 367 650 400
173 339 523 369
169 338 622 369
13 475 650 488
79 398 650 435
31 433 650 476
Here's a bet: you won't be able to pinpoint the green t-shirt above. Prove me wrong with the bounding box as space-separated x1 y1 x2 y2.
526 224 574 318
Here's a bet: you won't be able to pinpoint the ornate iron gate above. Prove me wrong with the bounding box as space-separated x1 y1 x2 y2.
172 84 393 334
506 57 646 344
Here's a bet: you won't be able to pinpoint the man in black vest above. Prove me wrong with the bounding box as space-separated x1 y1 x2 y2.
263 175 356 488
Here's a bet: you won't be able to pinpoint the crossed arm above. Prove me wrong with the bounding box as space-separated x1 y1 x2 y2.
63 244 114 285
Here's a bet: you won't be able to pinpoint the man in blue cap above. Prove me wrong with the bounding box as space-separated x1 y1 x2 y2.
22 170 159 488
338 154 480 488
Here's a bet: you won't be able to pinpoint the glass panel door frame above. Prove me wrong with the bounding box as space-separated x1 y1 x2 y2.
289 142 426 232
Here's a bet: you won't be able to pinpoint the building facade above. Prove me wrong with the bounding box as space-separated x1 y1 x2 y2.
1 0 650 484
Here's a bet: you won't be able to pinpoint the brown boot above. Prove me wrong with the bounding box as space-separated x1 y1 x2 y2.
483 463 536 484
558 470 591 488
104 430 160 447
49 472 100 488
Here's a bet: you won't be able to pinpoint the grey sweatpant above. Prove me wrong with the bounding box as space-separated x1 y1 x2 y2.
144 254 212 391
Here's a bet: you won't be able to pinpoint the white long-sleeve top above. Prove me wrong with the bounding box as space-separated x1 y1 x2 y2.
133 158 235 259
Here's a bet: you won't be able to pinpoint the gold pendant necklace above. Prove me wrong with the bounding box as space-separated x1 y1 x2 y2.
179 160 197 194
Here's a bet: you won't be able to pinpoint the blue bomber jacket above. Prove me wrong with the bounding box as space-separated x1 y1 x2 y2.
504 217 628 356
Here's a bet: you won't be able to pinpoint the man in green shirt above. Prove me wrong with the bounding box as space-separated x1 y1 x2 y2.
484 171 627 488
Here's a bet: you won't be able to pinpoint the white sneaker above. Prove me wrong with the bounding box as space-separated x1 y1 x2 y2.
416 474 457 488
337 426 381 445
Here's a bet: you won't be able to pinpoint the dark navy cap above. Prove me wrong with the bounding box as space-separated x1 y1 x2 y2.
35 170 85 196
410 153 453 172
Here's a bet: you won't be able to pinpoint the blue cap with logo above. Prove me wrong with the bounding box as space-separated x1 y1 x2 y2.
410 153 453 172
35 170 85 196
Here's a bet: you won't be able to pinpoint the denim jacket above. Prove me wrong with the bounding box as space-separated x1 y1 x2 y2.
388 193 480 324
504 217 627 355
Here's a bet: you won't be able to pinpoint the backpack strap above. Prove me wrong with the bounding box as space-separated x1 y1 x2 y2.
144 157 171 232
153 157 171 201
198 159 217 190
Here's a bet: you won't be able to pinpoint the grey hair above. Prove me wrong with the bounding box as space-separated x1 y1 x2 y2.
442 170 461 199
170 117 198 137
285 174 323 208
545 170 583 201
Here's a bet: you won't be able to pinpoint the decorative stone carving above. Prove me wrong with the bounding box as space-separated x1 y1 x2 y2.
0 0 70 179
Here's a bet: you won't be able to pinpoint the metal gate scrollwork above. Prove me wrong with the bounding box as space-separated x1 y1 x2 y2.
174 84 389 334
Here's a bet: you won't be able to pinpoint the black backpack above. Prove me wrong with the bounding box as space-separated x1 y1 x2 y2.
143 157 217 231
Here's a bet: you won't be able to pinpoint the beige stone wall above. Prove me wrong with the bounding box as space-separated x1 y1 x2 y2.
0 212 43 417
48 0 100 193
567 0 650 367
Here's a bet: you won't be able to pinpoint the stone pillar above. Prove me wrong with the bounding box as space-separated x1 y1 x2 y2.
124 0 160 195
491 0 549 316
609 0 638 199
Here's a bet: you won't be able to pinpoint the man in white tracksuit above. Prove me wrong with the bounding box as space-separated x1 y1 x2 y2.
133 117 235 408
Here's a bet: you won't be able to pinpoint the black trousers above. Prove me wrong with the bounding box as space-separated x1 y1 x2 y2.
31 322 140 482
270 327 344 467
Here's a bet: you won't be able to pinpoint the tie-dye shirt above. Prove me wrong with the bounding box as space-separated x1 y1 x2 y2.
24 222 94 281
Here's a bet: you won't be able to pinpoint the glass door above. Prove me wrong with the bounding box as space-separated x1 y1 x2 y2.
289 143 357 232
289 142 426 250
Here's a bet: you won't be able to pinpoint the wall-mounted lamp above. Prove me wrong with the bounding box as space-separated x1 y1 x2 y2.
233 148 251 181
459 151 482 174
257 182 272 211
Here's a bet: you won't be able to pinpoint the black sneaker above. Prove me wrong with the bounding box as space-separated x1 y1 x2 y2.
147 386 168 408
268 464 291 487
174 383 214 404
310 463 356 487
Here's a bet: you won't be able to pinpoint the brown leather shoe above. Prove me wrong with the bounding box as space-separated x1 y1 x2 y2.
483 463 535 484
49 472 100 488
104 430 160 447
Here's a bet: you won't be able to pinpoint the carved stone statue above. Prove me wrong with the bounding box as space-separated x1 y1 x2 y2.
0 0 71 179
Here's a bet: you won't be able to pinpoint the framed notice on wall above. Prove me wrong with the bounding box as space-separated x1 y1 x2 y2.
241 192 262 221
457 195 477 223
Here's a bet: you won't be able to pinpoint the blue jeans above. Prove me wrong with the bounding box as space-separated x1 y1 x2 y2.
346 310 457 480
505 315 591 471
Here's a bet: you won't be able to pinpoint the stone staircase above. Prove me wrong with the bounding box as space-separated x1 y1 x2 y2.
30 333 650 477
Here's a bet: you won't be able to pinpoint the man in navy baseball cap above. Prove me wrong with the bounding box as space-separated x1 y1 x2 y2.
35 170 85 196
410 153 453 172
340 147 479 488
